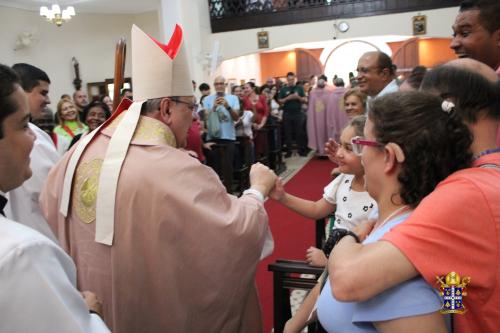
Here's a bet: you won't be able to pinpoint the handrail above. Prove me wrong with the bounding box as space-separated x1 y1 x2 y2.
208 0 461 33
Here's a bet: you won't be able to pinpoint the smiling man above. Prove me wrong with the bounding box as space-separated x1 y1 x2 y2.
6 63 59 242
451 0 500 71
355 52 399 111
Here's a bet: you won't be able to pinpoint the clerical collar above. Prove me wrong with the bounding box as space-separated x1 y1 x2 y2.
0 191 7 217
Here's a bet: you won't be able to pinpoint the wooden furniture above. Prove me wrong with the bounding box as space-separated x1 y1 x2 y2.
234 136 253 194
266 123 286 174
267 218 327 333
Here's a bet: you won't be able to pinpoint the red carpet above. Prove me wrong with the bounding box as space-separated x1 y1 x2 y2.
256 157 333 333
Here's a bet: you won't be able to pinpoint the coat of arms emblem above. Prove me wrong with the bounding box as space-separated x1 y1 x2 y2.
436 271 470 314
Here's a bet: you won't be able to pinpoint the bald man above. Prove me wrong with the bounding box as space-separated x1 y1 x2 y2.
355 51 398 99
327 59 500 332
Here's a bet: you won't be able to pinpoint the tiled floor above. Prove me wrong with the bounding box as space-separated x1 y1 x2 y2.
280 151 315 184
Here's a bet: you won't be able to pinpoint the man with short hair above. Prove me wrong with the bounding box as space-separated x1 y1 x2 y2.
0 63 109 332
73 89 89 115
451 0 500 146
451 0 500 71
327 59 500 332
279 71 308 157
41 25 275 333
198 82 211 97
6 63 59 241
356 51 398 103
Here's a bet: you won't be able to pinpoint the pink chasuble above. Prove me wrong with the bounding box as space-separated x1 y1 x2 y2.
326 87 348 144
307 86 348 154
307 86 333 155
40 114 270 333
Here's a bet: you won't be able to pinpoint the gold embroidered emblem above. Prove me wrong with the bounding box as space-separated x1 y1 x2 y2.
72 159 103 224
315 100 325 113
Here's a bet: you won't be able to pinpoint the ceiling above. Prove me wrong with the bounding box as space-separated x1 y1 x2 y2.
0 0 160 14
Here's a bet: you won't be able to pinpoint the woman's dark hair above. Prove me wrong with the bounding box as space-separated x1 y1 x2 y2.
81 101 111 123
421 64 500 123
405 65 427 90
369 91 473 207
245 81 259 94
0 64 21 138
231 85 240 94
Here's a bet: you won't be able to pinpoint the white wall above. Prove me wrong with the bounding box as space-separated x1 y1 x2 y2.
218 53 262 86
0 6 159 106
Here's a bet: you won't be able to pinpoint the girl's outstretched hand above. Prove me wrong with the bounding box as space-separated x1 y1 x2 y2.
269 177 286 202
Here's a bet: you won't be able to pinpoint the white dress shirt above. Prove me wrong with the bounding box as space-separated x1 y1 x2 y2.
5 123 59 242
0 216 109 332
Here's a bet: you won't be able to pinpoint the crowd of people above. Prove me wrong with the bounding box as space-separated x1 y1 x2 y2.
0 0 498 332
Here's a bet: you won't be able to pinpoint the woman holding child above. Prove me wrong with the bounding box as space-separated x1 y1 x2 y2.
278 91 472 332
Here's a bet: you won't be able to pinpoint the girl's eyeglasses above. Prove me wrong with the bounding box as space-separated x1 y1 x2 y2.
350 136 384 156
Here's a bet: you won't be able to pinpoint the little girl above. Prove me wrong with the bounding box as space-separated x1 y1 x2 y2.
270 115 376 267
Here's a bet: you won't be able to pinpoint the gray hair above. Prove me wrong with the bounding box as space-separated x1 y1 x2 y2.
140 98 163 115
213 75 226 84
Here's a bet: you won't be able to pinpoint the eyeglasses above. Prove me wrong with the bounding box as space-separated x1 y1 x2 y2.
355 66 381 76
214 82 226 86
351 136 384 156
170 98 197 112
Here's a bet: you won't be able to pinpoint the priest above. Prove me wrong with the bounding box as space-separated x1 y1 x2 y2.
40 24 276 333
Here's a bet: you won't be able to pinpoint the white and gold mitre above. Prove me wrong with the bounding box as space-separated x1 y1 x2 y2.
132 24 193 100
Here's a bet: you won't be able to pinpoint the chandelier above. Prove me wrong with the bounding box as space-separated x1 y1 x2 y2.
40 5 76 27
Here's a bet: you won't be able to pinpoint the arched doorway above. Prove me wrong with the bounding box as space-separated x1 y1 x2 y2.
321 40 392 84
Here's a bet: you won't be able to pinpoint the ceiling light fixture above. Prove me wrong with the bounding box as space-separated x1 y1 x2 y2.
40 4 76 27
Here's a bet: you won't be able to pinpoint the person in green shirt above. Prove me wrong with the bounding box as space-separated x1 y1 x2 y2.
278 72 308 157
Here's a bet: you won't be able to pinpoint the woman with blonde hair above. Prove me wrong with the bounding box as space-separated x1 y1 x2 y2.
53 99 88 141
343 88 367 119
